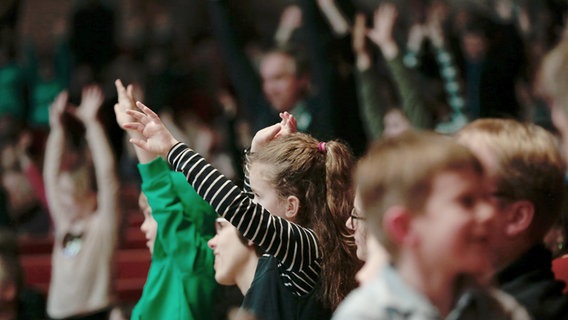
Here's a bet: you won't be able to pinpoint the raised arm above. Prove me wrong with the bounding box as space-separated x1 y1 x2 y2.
316 0 350 36
274 5 303 48
352 13 386 139
125 103 321 276
115 79 158 164
43 91 68 227
72 85 119 222
115 79 217 268
207 0 272 130
368 3 432 130
424 2 467 133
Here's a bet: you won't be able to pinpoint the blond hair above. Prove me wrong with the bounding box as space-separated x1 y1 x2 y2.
355 130 483 259
456 119 565 240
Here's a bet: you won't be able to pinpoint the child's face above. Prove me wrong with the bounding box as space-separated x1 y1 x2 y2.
138 194 157 254
248 162 288 219
410 169 494 277
207 219 253 286
347 191 368 261
57 173 94 218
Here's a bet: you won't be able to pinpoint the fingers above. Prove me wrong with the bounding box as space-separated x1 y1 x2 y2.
123 122 145 132
125 109 148 123
115 79 126 98
136 101 160 120
128 137 147 150
266 123 283 137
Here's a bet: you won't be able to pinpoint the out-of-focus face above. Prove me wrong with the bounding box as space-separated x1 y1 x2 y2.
355 234 389 285
383 109 411 138
462 33 487 62
260 53 305 112
249 162 288 219
411 169 494 277
463 141 518 270
207 218 253 286
138 193 157 254
57 172 94 219
347 191 368 261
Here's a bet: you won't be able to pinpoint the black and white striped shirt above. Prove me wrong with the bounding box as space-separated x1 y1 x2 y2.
168 143 322 296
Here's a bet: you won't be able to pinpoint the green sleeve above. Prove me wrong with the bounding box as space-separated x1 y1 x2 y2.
137 157 217 272
387 55 432 130
355 67 386 140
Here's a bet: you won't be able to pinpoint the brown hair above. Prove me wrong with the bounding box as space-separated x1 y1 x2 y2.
456 119 566 240
249 132 361 310
355 130 483 259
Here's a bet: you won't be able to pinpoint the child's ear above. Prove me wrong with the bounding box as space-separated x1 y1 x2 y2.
383 206 412 245
285 195 300 221
505 200 534 237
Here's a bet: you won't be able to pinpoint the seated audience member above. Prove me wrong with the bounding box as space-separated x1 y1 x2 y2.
456 118 568 319
120 101 361 319
114 79 221 319
44 87 120 319
333 131 530 319
536 31 568 296
207 218 260 311
346 188 389 285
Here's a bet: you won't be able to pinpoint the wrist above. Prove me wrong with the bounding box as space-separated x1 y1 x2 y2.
356 53 371 71
379 42 399 61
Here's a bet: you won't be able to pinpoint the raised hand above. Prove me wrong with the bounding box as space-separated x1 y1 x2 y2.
352 13 372 71
352 13 367 55
114 79 138 129
49 90 69 129
124 102 179 157
71 85 105 125
275 5 303 46
425 0 448 48
250 112 296 152
278 111 297 137
368 3 399 60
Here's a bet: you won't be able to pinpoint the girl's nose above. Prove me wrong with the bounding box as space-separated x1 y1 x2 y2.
208 235 218 250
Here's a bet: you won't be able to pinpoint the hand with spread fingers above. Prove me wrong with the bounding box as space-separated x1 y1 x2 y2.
124 102 180 157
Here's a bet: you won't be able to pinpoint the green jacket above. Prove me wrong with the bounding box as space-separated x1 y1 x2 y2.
131 157 218 319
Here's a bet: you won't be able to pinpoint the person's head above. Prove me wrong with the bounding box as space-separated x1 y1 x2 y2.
536 40 568 151
460 18 491 62
259 48 309 112
248 132 360 309
355 130 493 278
207 218 260 294
456 119 565 270
57 165 97 219
346 191 368 261
138 192 157 254
383 108 411 138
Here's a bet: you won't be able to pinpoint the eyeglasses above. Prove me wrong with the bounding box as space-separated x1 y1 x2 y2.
348 208 367 228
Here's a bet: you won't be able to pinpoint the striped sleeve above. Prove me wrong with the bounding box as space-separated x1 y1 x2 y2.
168 143 321 287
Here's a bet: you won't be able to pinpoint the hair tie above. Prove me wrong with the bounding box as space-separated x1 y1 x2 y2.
318 142 327 153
